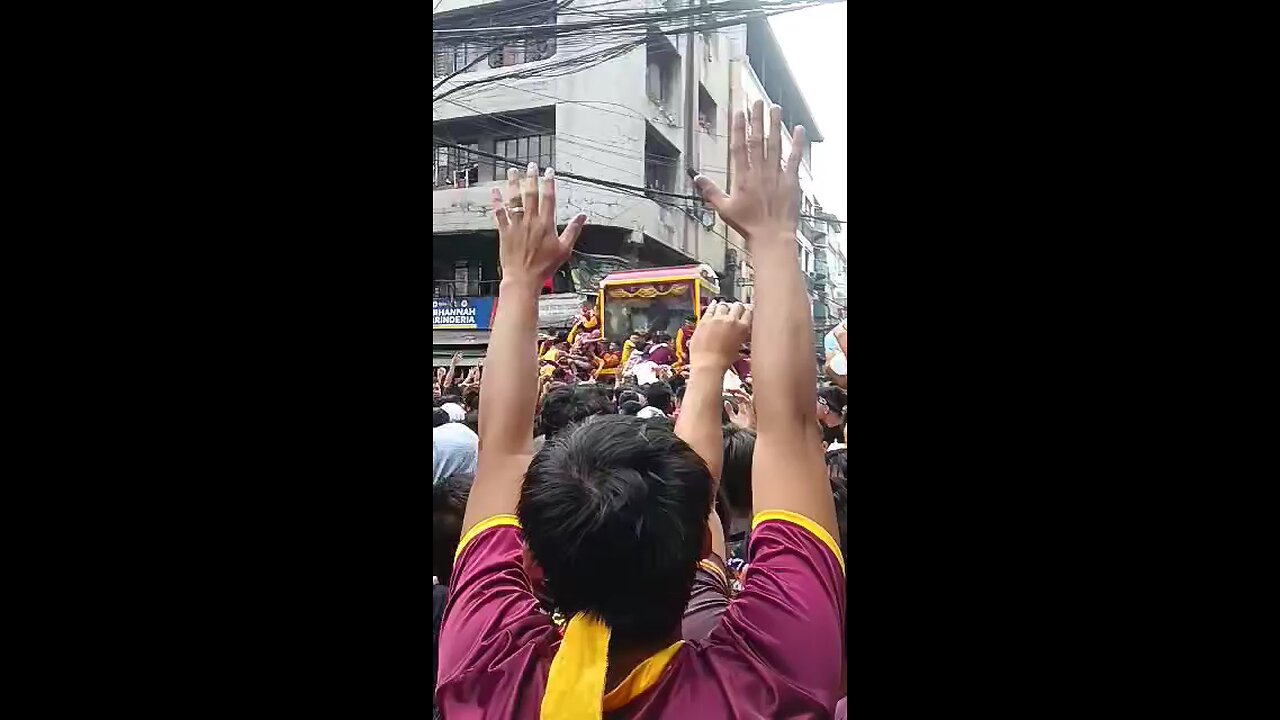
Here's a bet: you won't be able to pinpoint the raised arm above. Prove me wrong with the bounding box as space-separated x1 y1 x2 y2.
443 352 461 388
695 101 839 543
675 301 752 559
460 164 587 535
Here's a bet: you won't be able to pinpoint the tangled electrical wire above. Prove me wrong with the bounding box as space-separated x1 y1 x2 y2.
432 0 843 103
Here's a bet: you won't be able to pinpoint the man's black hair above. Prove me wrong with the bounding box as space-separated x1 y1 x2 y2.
817 385 846 416
432 407 449 428
519 415 712 646
461 385 480 411
619 400 644 416
720 424 756 519
439 394 463 407
463 409 479 434
538 385 617 439
432 474 474 583
641 381 674 415
618 389 642 406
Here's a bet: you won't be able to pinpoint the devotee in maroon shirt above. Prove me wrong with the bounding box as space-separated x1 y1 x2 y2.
436 513 844 718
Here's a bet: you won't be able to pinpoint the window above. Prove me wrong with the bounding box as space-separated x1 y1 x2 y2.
646 36 679 108
644 124 680 197
489 38 556 68
435 142 479 188
698 84 717 134
433 43 487 78
495 134 554 172
454 261 469 296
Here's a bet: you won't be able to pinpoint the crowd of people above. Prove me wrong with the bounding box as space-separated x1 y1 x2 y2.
432 101 847 718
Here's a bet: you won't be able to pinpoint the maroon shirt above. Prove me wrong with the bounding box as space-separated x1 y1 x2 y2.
681 556 731 641
436 515 845 718
646 344 674 366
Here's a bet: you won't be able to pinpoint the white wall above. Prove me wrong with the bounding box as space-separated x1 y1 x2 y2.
433 0 730 272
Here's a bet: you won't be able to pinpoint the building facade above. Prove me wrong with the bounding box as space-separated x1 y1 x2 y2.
432 1 831 356
721 18 831 347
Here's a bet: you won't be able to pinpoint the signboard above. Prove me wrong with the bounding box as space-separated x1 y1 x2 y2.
433 297 496 330
538 293 588 329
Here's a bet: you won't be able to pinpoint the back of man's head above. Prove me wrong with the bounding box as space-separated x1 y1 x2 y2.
432 474 474 583
721 425 756 519
642 381 674 415
432 407 449 428
818 385 847 415
538 385 617 439
520 415 712 646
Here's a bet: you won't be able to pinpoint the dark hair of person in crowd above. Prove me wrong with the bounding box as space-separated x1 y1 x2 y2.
617 389 642 407
720 424 756 520
817 385 846 416
463 409 479 435
619 400 644 416
519 414 713 647
432 407 449 428
433 473 475 584
439 394 463 407
537 384 617 439
462 385 480 412
642 381 675 415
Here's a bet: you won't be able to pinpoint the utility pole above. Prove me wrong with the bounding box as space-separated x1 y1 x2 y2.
682 0 697 260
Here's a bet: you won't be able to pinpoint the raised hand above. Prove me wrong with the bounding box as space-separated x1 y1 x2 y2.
724 389 756 430
693 100 805 247
491 163 587 289
689 301 753 371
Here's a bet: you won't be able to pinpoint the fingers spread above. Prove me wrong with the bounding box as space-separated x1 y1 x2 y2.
540 166 556 226
786 125 807 177
523 162 540 216
693 174 728 211
558 212 587 254
747 99 762 166
748 100 765 167
741 303 753 329
729 111 747 186
727 302 746 321
490 187 509 231
767 105 783 172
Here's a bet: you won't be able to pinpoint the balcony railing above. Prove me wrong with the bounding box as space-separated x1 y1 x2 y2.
433 279 500 299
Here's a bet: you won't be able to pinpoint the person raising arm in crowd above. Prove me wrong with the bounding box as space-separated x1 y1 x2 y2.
437 103 843 719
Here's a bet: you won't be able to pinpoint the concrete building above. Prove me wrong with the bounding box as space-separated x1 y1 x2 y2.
432 1 828 356
722 18 832 347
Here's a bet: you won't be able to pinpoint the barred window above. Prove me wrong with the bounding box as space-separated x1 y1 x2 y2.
494 134 554 171
433 42 487 77
434 143 480 187
489 38 555 67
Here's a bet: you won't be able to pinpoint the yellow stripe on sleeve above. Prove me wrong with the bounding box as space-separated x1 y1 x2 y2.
454 514 522 562
751 509 845 574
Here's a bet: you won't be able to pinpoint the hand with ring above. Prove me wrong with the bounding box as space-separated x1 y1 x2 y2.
490 162 587 290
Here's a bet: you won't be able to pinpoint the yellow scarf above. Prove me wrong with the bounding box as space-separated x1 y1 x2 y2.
540 614 685 719
541 613 611 720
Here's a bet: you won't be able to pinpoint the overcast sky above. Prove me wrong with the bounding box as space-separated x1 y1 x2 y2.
769 3 848 256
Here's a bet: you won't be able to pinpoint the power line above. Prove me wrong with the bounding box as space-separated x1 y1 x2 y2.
433 138 846 227
432 1 843 103
438 96 730 174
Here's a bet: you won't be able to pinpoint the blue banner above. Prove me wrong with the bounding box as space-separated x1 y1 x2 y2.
433 297 496 330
